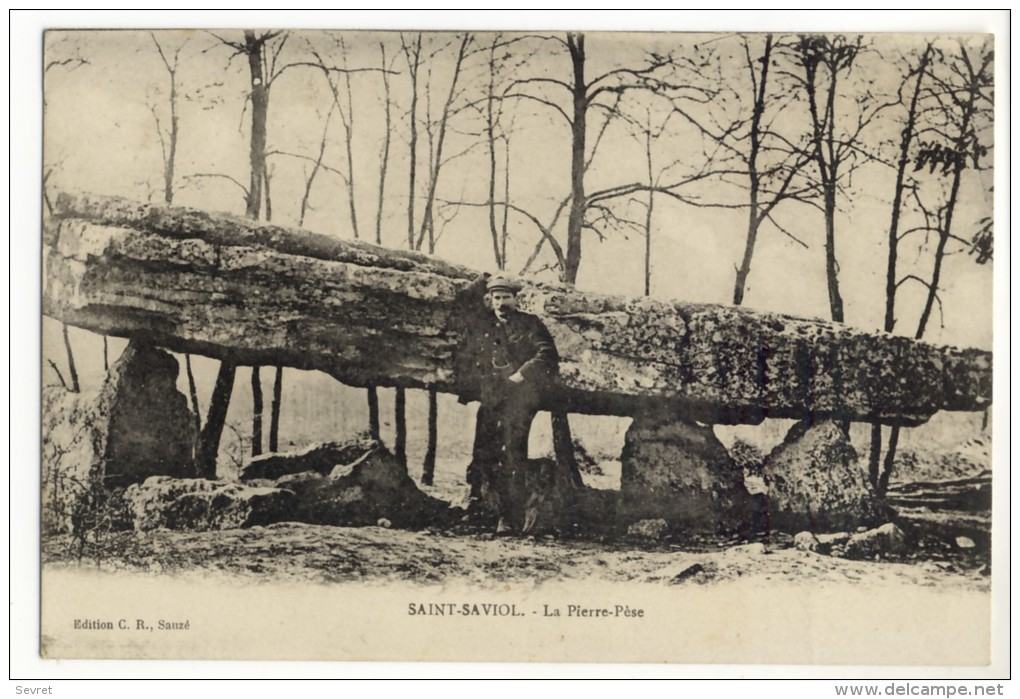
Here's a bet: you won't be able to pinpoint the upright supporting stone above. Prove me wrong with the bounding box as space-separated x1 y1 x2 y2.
101 341 198 485
764 420 888 533
41 341 198 532
620 409 746 534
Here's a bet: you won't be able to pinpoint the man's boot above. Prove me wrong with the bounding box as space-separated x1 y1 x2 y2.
495 517 514 536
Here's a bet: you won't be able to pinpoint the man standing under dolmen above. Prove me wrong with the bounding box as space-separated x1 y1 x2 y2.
454 275 559 535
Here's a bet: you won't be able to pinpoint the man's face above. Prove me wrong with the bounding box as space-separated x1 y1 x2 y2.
488 290 517 321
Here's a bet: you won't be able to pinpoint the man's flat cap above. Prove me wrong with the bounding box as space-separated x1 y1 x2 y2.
486 275 521 294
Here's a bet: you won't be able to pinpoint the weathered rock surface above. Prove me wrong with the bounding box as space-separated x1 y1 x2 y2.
43 192 992 425
240 438 379 481
42 386 104 534
765 420 889 533
620 411 746 533
122 477 295 531
627 518 670 541
266 441 451 529
41 342 197 532
793 531 821 552
101 342 197 485
843 523 910 560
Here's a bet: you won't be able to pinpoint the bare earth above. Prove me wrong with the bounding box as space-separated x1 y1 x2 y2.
41 520 990 593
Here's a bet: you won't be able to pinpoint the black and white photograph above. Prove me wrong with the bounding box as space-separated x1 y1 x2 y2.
21 11 1007 676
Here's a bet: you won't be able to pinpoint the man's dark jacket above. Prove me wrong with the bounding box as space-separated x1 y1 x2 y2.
453 309 559 404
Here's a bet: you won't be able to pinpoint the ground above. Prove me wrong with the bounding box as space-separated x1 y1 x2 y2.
42 520 990 593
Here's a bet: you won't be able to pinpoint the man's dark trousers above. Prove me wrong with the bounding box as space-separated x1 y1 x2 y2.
467 379 542 527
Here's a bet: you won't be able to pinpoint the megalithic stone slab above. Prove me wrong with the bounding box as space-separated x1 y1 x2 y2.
41 341 198 533
43 192 992 426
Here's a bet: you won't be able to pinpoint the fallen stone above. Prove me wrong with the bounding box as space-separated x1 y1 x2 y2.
817 532 852 547
620 410 746 533
122 477 295 531
955 536 976 549
628 518 670 541
277 441 450 529
765 420 888 533
668 562 705 584
240 438 380 481
844 523 910 560
794 531 821 552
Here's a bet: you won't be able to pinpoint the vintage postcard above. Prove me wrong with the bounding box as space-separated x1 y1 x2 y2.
35 20 1002 670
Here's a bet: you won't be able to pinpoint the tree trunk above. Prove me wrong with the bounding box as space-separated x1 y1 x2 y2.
422 388 438 485
868 423 883 489
394 387 407 470
822 66 844 324
185 353 201 434
164 65 178 205
61 323 79 393
404 34 421 250
486 38 503 269
552 411 584 488
869 44 931 488
375 42 392 246
198 30 269 472
196 359 236 478
877 424 900 496
416 34 470 252
879 47 983 494
823 186 844 323
250 366 263 457
297 107 331 229
269 366 283 452
102 336 109 372
732 35 772 307
564 33 587 285
643 114 655 297
340 66 360 240
244 31 268 220
501 137 511 268
367 385 380 440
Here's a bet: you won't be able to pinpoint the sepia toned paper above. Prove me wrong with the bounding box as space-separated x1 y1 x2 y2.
29 15 1006 676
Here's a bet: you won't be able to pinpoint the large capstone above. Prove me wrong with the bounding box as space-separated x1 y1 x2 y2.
41 342 198 533
619 410 746 533
43 192 992 426
764 420 889 532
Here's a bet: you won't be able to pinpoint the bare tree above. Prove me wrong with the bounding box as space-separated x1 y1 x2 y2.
402 33 423 252
786 35 897 323
197 30 289 471
867 42 935 489
375 41 395 247
507 33 721 283
672 34 816 305
43 38 89 393
364 41 397 440
391 32 424 470
875 40 993 495
307 35 364 239
411 33 473 486
149 32 203 430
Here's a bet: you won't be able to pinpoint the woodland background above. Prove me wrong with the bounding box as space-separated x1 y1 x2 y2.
40 27 995 490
